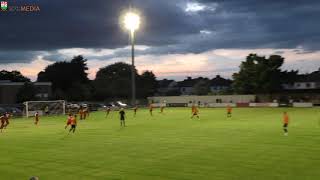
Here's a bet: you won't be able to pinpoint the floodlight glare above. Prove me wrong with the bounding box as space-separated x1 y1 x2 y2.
124 12 140 32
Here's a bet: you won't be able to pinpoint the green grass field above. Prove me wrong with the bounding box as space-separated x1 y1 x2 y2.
1 107 320 180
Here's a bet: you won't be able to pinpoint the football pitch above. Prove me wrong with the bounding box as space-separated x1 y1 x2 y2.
1 107 320 180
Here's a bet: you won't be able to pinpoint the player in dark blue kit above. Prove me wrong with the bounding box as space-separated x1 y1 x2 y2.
119 108 126 127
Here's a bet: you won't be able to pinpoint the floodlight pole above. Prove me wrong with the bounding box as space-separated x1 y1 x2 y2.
130 29 136 106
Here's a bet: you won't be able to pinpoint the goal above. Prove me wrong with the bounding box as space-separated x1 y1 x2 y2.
24 100 66 117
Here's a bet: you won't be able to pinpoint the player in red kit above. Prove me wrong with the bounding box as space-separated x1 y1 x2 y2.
68 115 77 134
2 112 11 129
149 104 153 116
34 112 39 125
106 107 111 118
191 105 199 119
227 105 232 118
133 106 138 116
283 112 289 136
65 113 73 129
160 106 165 114
0 113 7 133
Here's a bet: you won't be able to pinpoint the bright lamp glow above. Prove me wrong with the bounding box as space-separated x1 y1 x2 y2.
124 12 140 31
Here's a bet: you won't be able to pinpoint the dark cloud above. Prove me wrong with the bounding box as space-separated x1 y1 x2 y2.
194 0 320 51
1 0 131 51
0 50 40 63
0 0 197 51
0 0 319 63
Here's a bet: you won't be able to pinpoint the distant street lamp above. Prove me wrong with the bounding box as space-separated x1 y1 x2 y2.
123 11 140 106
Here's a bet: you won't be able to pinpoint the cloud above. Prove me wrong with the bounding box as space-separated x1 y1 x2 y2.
185 2 206 12
41 45 150 62
2 48 320 81
200 30 213 35
88 48 320 80
0 0 319 80
1 0 319 55
0 51 45 63
185 1 218 13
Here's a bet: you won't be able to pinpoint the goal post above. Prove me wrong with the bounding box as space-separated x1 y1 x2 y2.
24 100 66 117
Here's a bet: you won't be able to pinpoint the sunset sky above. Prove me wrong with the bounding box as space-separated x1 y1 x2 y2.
1 0 320 81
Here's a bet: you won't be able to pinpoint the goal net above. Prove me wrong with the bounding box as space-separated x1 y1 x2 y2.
24 100 66 117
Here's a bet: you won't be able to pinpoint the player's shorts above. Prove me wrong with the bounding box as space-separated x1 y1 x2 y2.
193 112 198 116
227 111 231 114
120 117 125 121
71 125 76 128
283 123 288 127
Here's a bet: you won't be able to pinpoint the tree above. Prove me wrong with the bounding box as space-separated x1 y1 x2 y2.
70 55 89 83
232 54 284 94
38 55 89 90
93 62 135 100
67 82 92 101
93 63 158 100
192 80 210 95
281 70 299 85
137 71 157 98
0 70 30 82
166 89 181 96
16 83 38 103
37 55 90 100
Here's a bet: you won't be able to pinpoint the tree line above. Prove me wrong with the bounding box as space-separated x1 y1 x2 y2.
0 55 156 102
0 53 312 102
38 55 156 101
